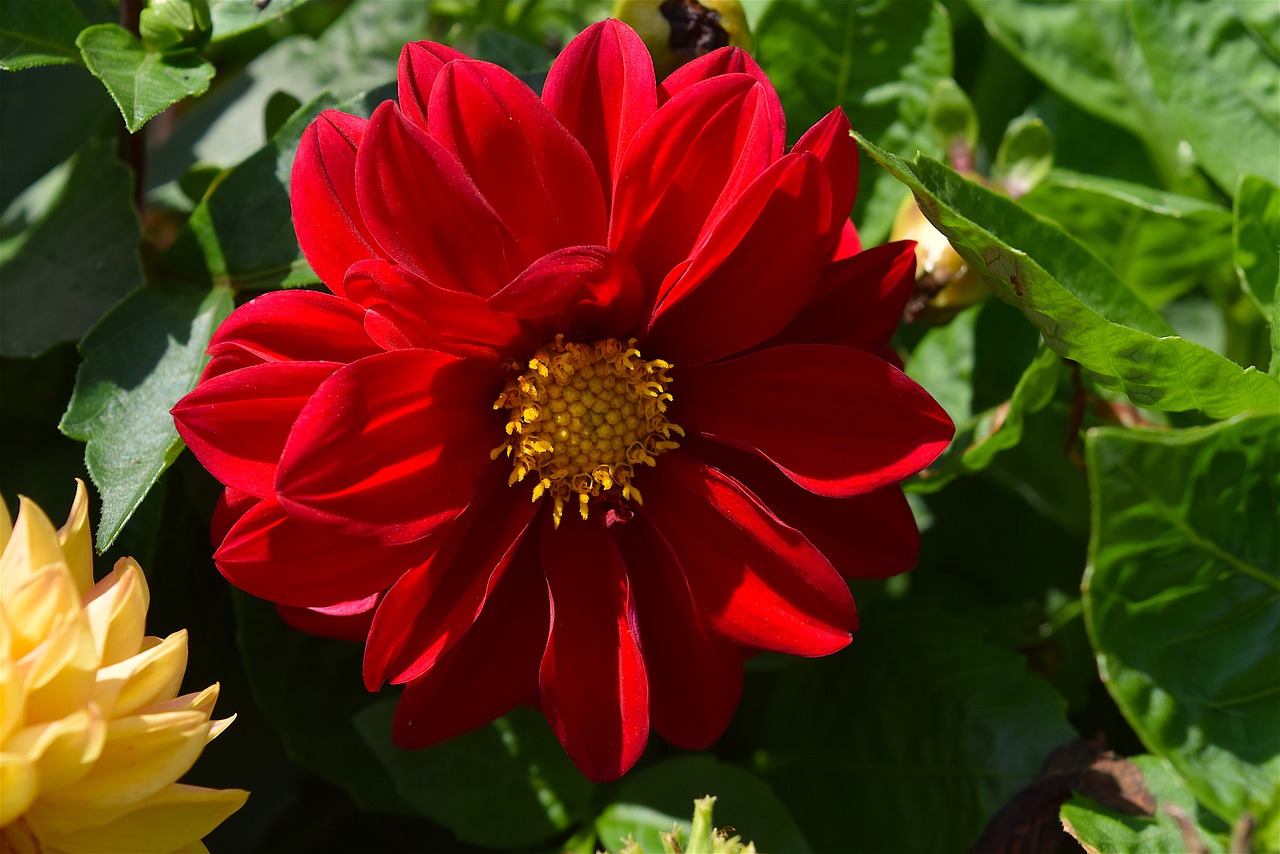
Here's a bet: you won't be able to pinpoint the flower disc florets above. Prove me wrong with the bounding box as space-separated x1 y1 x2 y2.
493 335 683 526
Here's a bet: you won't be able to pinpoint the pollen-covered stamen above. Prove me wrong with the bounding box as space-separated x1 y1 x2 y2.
493 335 683 527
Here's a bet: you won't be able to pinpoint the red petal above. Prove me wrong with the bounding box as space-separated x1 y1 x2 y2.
173 360 339 498
644 153 830 366
275 349 498 545
397 40 468 130
770 241 917 354
681 435 920 579
356 101 522 296
609 74 776 300
215 495 425 607
344 259 527 361
658 47 785 159
363 461 541 689
676 344 954 496
637 453 857 656
488 246 644 341
201 290 381 380
277 594 378 642
792 109 859 247
539 515 649 782
211 487 257 545
392 541 547 749
290 111 379 295
614 515 742 750
543 20 657 207
429 60 607 261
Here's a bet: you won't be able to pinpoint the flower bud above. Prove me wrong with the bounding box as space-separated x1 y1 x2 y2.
140 0 213 54
891 189 989 325
614 0 752 78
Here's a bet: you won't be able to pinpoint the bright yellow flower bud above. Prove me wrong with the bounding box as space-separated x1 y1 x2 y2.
0 482 247 853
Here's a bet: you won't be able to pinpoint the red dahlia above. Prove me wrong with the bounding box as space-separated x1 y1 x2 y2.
172 20 953 782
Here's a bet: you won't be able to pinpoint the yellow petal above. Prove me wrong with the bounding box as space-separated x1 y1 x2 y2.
0 498 66 600
1 616 24 743
18 605 98 726
4 704 106 792
28 783 247 853
0 493 12 556
57 481 95 599
0 752 37 825
3 563 81 663
92 631 188 718
83 561 149 668
45 710 211 807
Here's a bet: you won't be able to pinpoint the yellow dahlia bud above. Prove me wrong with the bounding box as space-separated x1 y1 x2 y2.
613 0 752 78
891 188 990 325
0 482 247 853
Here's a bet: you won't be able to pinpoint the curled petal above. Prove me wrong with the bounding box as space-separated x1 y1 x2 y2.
201 290 381 380
543 19 657 206
539 515 648 782
638 454 857 656
676 344 954 496
290 111 379 294
429 60 607 261
614 515 742 750
397 40 468 129
216 496 425 608
277 595 380 642
363 461 540 689
792 109 859 247
488 246 645 341
392 540 547 749
658 47 785 158
356 101 523 296
173 361 340 498
609 74 776 299
645 153 830 366
275 349 499 545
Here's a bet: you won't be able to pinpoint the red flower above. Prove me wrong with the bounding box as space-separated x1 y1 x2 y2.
172 20 953 782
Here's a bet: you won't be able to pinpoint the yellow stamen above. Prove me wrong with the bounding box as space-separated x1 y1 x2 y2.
493 335 683 527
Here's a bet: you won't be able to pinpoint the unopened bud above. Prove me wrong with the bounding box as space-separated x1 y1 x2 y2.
140 0 213 54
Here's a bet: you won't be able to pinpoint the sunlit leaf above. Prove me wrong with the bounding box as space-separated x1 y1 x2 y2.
1233 175 1280 317
1083 415 1280 849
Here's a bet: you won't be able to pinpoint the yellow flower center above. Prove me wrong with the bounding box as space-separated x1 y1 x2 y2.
492 335 683 526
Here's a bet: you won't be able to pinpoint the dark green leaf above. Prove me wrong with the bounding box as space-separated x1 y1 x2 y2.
209 0 308 42
58 278 233 551
0 0 87 70
755 608 1076 852
1129 0 1280 192
1234 175 1280 316
77 23 215 133
1083 415 1280 849
858 135 1280 417
1021 169 1234 309
232 592 416 816
353 700 593 848
966 0 1185 189
596 755 808 854
1061 755 1230 854
0 139 142 357
754 0 953 243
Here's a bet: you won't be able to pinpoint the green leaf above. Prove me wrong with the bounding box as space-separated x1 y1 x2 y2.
754 0 952 244
1129 0 1280 192
857 134 1280 417
208 0 307 42
596 755 808 854
0 0 87 70
1021 169 1234 310
966 0 1184 189
77 23 215 133
1060 755 1230 854
1083 415 1280 849
353 700 593 848
231 592 415 816
1233 175 1280 316
0 139 141 357
992 117 1053 199
58 278 232 551
755 608 1076 852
